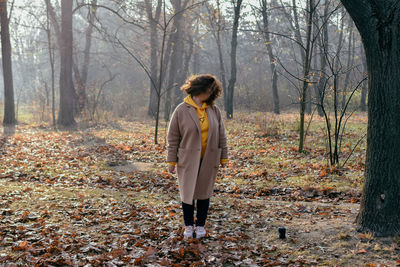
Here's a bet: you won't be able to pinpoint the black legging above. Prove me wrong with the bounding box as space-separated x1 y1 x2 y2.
182 199 210 226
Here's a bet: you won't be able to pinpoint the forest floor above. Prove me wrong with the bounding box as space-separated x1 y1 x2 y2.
0 112 399 266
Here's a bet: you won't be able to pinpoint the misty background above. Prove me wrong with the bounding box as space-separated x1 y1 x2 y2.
0 0 366 124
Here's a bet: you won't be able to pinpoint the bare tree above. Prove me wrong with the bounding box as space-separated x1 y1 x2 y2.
58 0 76 127
73 0 98 114
163 0 190 121
145 0 162 118
226 0 243 119
314 0 330 117
1 0 16 126
340 17 355 109
259 0 279 114
298 0 315 152
205 0 228 109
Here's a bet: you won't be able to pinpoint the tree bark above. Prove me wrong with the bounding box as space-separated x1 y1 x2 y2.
341 0 400 236
1 0 16 125
58 0 76 127
226 0 243 119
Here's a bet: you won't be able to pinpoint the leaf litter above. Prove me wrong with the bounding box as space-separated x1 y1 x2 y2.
0 115 398 266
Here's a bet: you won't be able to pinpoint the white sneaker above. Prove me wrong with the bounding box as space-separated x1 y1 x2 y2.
196 226 206 238
184 225 194 238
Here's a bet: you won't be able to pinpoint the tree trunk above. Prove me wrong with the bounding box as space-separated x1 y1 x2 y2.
178 28 194 89
171 0 189 110
360 47 367 111
306 80 312 114
315 0 329 117
226 0 243 119
58 0 76 127
192 24 200 74
76 0 97 113
145 0 162 118
341 0 400 237
163 0 189 121
333 6 345 107
291 0 306 63
1 0 16 126
45 3 56 127
260 0 279 114
212 0 228 110
44 0 61 46
298 0 314 152
341 19 355 110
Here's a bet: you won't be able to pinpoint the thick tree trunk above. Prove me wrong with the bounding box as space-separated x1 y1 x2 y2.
226 0 242 119
341 0 400 236
58 0 76 127
1 0 16 126
357 42 400 236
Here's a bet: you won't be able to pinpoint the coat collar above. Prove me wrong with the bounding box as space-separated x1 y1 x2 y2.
184 102 215 142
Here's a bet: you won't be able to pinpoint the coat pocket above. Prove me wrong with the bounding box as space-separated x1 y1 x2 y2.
177 148 200 166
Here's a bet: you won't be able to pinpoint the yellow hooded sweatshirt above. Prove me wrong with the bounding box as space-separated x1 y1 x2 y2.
184 95 209 158
168 95 228 166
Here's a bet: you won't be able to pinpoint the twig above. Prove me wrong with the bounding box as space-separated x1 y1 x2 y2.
342 133 366 167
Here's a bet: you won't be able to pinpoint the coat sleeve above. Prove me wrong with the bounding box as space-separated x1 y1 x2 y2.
215 106 228 160
166 108 181 163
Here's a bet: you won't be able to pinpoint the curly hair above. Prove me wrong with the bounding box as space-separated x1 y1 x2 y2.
180 74 222 106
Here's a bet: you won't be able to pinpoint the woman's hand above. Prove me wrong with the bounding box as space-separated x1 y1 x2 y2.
168 164 176 174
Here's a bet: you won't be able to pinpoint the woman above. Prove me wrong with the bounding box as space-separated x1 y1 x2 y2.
167 74 228 238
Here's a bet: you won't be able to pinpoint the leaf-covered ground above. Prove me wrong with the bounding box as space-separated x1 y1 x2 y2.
0 112 399 266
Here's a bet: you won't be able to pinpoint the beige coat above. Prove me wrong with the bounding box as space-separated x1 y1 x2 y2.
167 102 228 204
